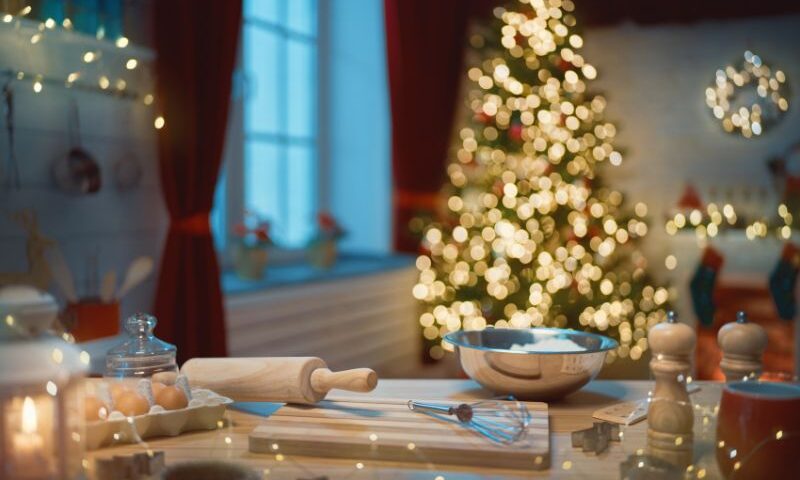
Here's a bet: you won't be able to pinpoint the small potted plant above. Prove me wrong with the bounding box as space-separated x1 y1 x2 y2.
307 212 345 269
231 211 272 280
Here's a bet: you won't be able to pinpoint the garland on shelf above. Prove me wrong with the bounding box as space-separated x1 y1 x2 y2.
665 202 794 242
0 5 163 131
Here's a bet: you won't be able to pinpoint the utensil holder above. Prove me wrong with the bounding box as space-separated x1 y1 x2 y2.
65 300 120 342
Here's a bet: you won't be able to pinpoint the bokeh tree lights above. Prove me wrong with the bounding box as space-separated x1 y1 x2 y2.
413 0 669 363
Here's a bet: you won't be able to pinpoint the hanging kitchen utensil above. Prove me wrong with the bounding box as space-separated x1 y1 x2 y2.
52 98 101 194
110 96 142 191
2 81 20 190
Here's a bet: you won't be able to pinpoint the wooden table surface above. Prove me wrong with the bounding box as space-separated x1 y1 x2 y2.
87 379 725 479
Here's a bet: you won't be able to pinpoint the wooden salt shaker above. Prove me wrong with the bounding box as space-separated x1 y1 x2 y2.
717 311 767 381
646 311 695 468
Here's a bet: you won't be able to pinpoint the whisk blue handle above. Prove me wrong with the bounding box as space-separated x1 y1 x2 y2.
407 400 454 416
408 400 476 423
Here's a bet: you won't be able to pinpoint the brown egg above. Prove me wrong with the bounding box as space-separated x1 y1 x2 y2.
150 381 166 398
154 385 188 410
110 383 132 404
114 391 150 416
84 395 109 421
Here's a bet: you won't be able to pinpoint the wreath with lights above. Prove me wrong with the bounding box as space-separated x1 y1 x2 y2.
705 51 789 139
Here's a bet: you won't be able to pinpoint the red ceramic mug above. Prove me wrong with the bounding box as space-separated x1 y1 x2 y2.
716 381 800 478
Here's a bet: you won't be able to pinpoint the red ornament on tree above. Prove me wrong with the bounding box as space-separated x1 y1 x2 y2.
492 180 504 197
474 111 493 124
509 123 523 141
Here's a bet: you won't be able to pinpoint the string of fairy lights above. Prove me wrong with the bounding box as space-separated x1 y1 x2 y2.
413 0 668 363
0 4 164 130
665 202 794 246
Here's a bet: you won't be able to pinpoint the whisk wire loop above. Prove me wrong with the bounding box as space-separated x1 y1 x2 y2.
407 397 531 445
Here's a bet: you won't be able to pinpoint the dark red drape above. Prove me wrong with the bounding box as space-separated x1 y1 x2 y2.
384 0 492 252
153 0 241 363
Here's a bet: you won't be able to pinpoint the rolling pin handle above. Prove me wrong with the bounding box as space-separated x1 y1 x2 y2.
309 367 378 394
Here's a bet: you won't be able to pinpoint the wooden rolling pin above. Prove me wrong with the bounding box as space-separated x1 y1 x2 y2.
180 357 378 404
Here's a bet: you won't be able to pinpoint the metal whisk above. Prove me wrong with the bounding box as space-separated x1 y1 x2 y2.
407 397 531 444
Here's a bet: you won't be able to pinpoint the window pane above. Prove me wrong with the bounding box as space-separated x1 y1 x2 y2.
287 0 317 36
244 0 282 24
245 141 284 239
244 25 281 135
286 144 316 246
287 39 316 138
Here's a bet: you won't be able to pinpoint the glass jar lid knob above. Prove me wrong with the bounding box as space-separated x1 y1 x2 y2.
125 312 157 337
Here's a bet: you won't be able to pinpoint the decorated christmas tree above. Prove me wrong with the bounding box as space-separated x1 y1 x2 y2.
413 0 669 363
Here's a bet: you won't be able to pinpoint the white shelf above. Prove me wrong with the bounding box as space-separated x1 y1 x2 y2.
1 16 154 60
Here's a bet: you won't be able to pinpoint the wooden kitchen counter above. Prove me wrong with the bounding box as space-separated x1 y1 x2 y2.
87 380 725 479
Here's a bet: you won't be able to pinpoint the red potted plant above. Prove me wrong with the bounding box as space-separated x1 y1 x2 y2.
307 212 345 269
231 211 272 280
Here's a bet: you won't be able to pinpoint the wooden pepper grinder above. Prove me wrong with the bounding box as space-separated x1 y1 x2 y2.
717 311 767 381
646 311 695 468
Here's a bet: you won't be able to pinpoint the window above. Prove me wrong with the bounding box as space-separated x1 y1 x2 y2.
213 0 393 260
214 0 319 252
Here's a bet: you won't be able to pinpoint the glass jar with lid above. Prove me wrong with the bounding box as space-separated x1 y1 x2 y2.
105 312 178 383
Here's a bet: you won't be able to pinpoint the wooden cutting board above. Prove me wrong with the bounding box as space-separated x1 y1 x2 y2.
249 397 550 470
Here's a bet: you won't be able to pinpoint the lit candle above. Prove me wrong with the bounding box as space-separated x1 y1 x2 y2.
12 397 47 477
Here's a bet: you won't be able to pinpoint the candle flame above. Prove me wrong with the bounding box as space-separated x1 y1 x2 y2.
21 397 37 434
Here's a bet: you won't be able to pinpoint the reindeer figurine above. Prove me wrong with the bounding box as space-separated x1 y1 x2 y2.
0 210 55 289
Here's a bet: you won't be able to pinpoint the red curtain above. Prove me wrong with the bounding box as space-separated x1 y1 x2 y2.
153 0 241 363
384 0 493 252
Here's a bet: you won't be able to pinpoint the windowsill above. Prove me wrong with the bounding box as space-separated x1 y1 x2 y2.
221 252 415 295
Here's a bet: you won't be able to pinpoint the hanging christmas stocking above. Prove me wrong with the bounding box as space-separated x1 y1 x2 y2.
769 242 800 320
690 246 724 327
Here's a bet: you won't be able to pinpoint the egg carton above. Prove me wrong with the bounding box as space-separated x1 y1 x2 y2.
85 388 233 450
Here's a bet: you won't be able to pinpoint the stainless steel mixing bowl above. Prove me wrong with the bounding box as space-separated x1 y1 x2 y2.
445 328 619 400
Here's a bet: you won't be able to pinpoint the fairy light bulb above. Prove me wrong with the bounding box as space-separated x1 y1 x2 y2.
154 116 165 129
115 36 129 48
83 51 96 63
126 58 138 70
